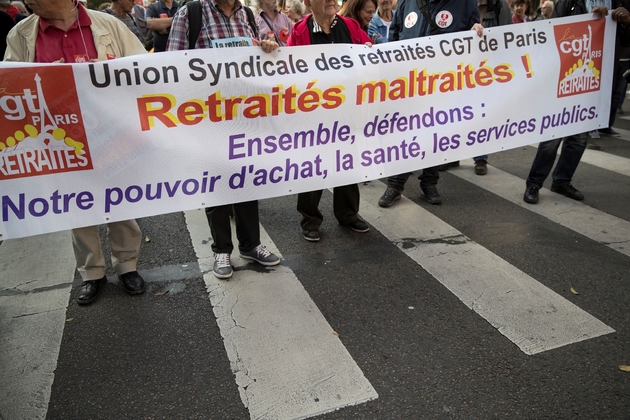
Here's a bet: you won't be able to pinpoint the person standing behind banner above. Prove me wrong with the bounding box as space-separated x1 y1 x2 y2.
522 2 630 204
465 0 511 176
146 0 178 52
1 9 15 57
132 0 148 42
368 0 394 43
376 0 483 208
285 0 305 22
511 0 529 22
166 0 281 280
256 0 293 46
103 0 142 41
4 0 148 305
287 0 372 243
341 0 377 32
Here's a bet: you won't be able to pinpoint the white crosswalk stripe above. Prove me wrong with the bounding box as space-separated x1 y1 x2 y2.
358 182 615 355
184 209 378 420
0 232 74 420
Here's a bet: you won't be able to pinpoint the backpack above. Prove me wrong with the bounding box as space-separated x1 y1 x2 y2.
186 1 259 49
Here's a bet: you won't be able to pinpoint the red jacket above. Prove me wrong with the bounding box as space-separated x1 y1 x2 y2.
287 14 371 46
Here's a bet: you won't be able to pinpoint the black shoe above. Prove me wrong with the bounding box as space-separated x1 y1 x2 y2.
302 230 321 242
474 160 488 175
77 276 106 305
523 186 539 204
550 183 584 200
438 161 460 171
421 185 442 204
118 271 146 295
598 127 621 137
586 142 601 150
342 219 369 233
378 187 401 207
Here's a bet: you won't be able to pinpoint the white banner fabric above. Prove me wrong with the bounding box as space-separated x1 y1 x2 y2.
0 14 617 239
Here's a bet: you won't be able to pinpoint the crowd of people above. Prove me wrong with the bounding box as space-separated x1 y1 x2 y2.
2 0 630 305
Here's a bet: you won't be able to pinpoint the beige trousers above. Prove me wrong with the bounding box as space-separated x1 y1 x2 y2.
71 220 142 281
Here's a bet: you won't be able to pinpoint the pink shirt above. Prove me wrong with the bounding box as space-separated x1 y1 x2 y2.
35 4 98 63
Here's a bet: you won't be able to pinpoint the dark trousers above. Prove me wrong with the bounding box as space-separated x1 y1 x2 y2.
525 134 587 189
297 184 359 231
609 60 630 127
386 166 440 191
205 201 260 254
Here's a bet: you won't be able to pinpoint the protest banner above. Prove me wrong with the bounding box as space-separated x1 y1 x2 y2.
0 14 616 240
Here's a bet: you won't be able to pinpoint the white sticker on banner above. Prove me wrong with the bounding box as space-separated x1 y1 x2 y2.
436 10 453 28
404 12 418 28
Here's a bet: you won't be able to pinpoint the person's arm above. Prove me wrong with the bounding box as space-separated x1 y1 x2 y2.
166 6 188 50
3 26 26 62
612 5 630 47
367 16 385 43
146 4 173 34
147 17 174 31
388 0 404 42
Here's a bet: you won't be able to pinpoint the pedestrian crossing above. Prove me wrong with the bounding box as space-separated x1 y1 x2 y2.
451 159 630 258
1 144 629 419
185 209 378 420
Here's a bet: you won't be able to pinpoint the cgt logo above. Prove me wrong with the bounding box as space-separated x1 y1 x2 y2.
0 66 92 180
553 19 605 98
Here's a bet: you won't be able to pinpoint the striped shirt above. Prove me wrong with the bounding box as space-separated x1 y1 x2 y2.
166 0 256 50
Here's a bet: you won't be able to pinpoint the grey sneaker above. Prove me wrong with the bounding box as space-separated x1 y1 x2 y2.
213 253 233 279
240 244 280 266
378 187 401 207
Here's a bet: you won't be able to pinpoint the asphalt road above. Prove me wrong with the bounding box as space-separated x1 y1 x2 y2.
1 124 629 419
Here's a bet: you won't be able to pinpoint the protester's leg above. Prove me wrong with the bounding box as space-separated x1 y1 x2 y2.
525 138 562 189
72 226 109 304
108 219 144 294
551 134 587 186
72 226 107 281
205 205 234 254
386 173 411 191
419 166 442 204
419 166 439 188
379 173 411 207
297 190 324 231
235 200 280 265
333 184 360 225
609 60 629 128
108 220 142 275
233 200 260 253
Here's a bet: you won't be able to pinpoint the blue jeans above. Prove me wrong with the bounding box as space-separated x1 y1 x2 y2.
525 134 587 188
